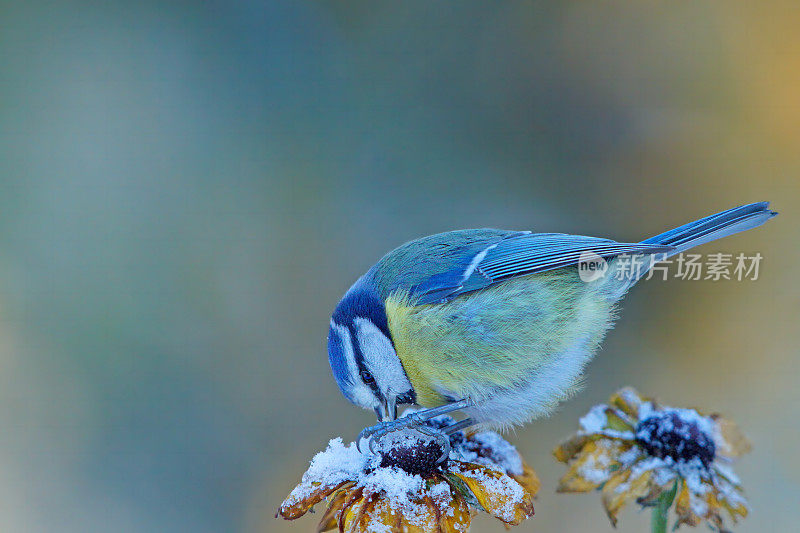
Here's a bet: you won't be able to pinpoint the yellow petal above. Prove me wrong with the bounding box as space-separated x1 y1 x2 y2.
409 503 445 533
510 460 540 498
439 491 472 533
557 439 629 493
316 484 354 532
349 497 403 533
676 479 745 529
337 487 365 532
712 416 752 458
343 491 415 533
703 490 724 521
600 467 652 527
603 407 635 432
341 494 373 533
386 496 440 533
712 467 749 522
279 480 353 520
553 434 591 463
451 464 534 525
423 495 452 533
674 480 702 527
608 387 645 420
721 497 749 522
342 490 466 533
556 447 603 493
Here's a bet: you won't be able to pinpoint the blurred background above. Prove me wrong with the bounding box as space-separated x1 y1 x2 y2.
0 1 797 531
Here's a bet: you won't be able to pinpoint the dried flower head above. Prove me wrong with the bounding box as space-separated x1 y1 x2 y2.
278 416 538 533
554 387 751 531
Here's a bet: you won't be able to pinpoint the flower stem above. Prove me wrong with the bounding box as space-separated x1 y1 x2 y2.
651 481 678 533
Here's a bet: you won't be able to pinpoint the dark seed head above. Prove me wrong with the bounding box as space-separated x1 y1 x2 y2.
635 411 716 468
378 436 445 477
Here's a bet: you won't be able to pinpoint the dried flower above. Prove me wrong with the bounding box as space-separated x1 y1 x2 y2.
554 387 750 532
278 417 538 533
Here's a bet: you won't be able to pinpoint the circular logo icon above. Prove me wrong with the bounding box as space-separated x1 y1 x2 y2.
578 251 608 282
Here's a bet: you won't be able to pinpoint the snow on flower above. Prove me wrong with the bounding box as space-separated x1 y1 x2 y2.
278 416 538 533
554 387 750 530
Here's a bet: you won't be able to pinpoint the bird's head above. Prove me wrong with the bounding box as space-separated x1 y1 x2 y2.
327 279 415 421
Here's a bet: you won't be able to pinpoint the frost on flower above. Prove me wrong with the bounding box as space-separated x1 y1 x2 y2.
554 387 751 531
278 416 538 533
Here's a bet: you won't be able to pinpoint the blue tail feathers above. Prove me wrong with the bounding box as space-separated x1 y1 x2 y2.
641 202 777 256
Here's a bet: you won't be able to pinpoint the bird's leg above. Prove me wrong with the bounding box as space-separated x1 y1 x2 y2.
441 417 476 435
357 400 470 454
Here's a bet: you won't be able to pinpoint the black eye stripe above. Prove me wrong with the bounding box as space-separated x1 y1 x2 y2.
349 324 383 399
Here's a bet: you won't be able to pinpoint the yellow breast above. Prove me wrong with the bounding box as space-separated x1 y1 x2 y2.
384 270 616 410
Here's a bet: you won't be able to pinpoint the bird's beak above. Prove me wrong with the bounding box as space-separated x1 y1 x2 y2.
374 395 397 422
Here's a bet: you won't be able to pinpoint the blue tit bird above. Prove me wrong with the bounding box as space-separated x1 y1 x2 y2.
326 202 777 441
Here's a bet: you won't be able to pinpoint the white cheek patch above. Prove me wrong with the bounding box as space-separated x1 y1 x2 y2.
330 320 376 409
354 318 412 396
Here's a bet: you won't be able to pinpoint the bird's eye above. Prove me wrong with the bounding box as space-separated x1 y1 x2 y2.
360 369 375 385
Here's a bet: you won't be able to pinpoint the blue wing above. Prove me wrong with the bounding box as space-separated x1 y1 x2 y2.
411 232 673 304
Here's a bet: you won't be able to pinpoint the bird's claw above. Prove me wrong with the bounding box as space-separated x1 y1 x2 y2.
356 400 472 463
357 417 451 463
356 416 416 453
